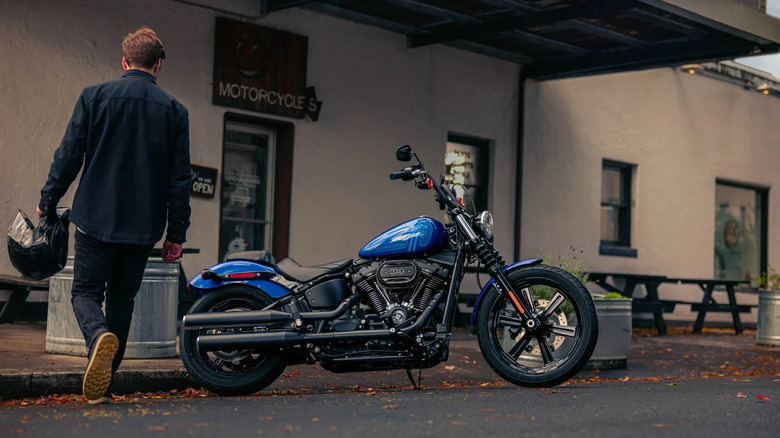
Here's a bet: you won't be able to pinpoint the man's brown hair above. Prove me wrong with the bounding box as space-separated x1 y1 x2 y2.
122 27 165 69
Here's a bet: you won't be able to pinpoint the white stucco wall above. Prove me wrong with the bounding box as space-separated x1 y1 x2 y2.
523 68 780 324
0 0 519 279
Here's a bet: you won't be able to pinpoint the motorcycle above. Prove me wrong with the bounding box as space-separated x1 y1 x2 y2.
180 145 598 395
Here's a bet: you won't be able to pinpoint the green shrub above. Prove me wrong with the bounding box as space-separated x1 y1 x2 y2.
753 266 780 290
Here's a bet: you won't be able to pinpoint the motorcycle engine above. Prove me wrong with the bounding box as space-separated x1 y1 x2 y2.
351 259 448 325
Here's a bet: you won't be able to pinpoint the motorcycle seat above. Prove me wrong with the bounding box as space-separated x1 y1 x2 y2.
225 250 276 266
276 257 353 283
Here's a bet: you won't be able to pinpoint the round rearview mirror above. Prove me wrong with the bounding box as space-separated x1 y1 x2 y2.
396 145 413 162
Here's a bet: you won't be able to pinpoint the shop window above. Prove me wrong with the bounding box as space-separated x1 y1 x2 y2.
714 180 768 281
444 134 491 214
219 120 276 261
600 160 636 257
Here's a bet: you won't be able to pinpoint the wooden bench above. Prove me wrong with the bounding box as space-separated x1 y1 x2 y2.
0 274 49 323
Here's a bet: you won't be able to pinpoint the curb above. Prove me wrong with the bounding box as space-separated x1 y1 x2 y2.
0 370 194 400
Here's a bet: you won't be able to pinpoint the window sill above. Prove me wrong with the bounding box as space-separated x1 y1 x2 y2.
599 244 637 258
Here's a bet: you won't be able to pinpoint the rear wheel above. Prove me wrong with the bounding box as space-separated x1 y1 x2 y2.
476 264 598 387
180 285 288 396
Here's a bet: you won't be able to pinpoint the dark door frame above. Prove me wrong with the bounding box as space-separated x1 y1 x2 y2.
222 112 295 259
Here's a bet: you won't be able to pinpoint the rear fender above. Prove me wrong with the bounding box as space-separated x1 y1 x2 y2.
188 260 294 298
470 258 543 326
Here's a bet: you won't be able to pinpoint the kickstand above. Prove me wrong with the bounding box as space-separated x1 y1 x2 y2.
406 369 423 390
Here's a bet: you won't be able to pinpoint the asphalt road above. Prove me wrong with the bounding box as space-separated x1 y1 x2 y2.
1 376 777 437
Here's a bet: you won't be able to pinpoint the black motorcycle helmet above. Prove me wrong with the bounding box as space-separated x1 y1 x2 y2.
7 208 70 281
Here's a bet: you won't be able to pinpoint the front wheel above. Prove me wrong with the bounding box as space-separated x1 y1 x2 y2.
476 264 598 387
179 285 289 396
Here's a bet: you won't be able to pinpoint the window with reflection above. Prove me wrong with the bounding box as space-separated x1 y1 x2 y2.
444 134 490 215
714 180 767 281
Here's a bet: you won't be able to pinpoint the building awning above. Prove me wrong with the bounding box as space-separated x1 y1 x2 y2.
262 0 780 80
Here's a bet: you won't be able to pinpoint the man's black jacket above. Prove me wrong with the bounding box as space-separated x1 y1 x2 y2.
39 69 191 245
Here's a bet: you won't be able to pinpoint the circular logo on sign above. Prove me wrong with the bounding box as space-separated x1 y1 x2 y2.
233 34 268 78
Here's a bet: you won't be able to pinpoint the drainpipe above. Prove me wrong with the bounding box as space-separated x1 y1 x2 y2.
513 67 527 262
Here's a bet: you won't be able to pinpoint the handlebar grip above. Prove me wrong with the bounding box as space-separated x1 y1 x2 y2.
389 171 408 180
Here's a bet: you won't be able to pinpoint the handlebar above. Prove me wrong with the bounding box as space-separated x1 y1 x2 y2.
389 170 411 181
391 166 461 211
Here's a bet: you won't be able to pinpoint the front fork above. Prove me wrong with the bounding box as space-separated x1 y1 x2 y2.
472 239 539 327
450 213 538 327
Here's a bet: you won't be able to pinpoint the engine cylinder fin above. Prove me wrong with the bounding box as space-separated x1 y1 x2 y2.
415 276 442 312
403 276 428 306
355 277 387 314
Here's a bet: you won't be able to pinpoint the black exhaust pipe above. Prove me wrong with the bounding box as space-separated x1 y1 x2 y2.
182 293 362 329
196 290 444 351
182 310 293 327
197 329 394 351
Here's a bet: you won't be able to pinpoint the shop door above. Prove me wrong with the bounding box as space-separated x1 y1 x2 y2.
219 121 276 261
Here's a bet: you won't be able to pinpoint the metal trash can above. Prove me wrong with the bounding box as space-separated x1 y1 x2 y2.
45 256 179 358
585 298 633 370
757 289 780 346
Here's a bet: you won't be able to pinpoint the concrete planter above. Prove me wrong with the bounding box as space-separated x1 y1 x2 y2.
757 289 780 346
584 298 632 370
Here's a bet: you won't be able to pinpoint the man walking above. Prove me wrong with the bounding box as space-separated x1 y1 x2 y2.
37 27 191 404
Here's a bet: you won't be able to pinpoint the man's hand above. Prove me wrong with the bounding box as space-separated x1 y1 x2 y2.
161 240 182 262
36 206 44 220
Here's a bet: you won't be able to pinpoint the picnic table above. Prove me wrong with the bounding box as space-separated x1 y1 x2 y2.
663 278 751 335
589 272 670 335
589 272 753 335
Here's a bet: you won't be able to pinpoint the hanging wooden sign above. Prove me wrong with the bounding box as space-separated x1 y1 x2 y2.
213 17 322 121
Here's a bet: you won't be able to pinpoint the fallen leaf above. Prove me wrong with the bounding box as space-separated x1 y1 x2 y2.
444 365 456 370
147 425 167 431
383 404 400 409
451 421 468 426
756 395 771 402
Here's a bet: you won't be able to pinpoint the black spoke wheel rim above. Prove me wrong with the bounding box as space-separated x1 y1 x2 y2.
489 277 583 373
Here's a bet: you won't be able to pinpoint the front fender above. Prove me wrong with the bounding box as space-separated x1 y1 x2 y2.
188 260 293 298
470 258 543 326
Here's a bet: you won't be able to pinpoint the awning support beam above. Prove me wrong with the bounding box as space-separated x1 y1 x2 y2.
408 0 633 48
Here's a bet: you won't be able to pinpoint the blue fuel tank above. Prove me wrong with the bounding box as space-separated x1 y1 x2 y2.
359 216 447 259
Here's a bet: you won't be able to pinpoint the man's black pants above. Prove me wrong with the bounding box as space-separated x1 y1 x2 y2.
71 230 152 375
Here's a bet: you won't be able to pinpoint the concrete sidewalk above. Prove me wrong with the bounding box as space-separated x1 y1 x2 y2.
1 322 779 400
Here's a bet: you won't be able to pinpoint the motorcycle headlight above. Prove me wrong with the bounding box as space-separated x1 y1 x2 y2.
475 211 494 239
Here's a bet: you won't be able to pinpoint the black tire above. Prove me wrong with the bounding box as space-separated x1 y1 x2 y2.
179 285 288 396
476 264 598 387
